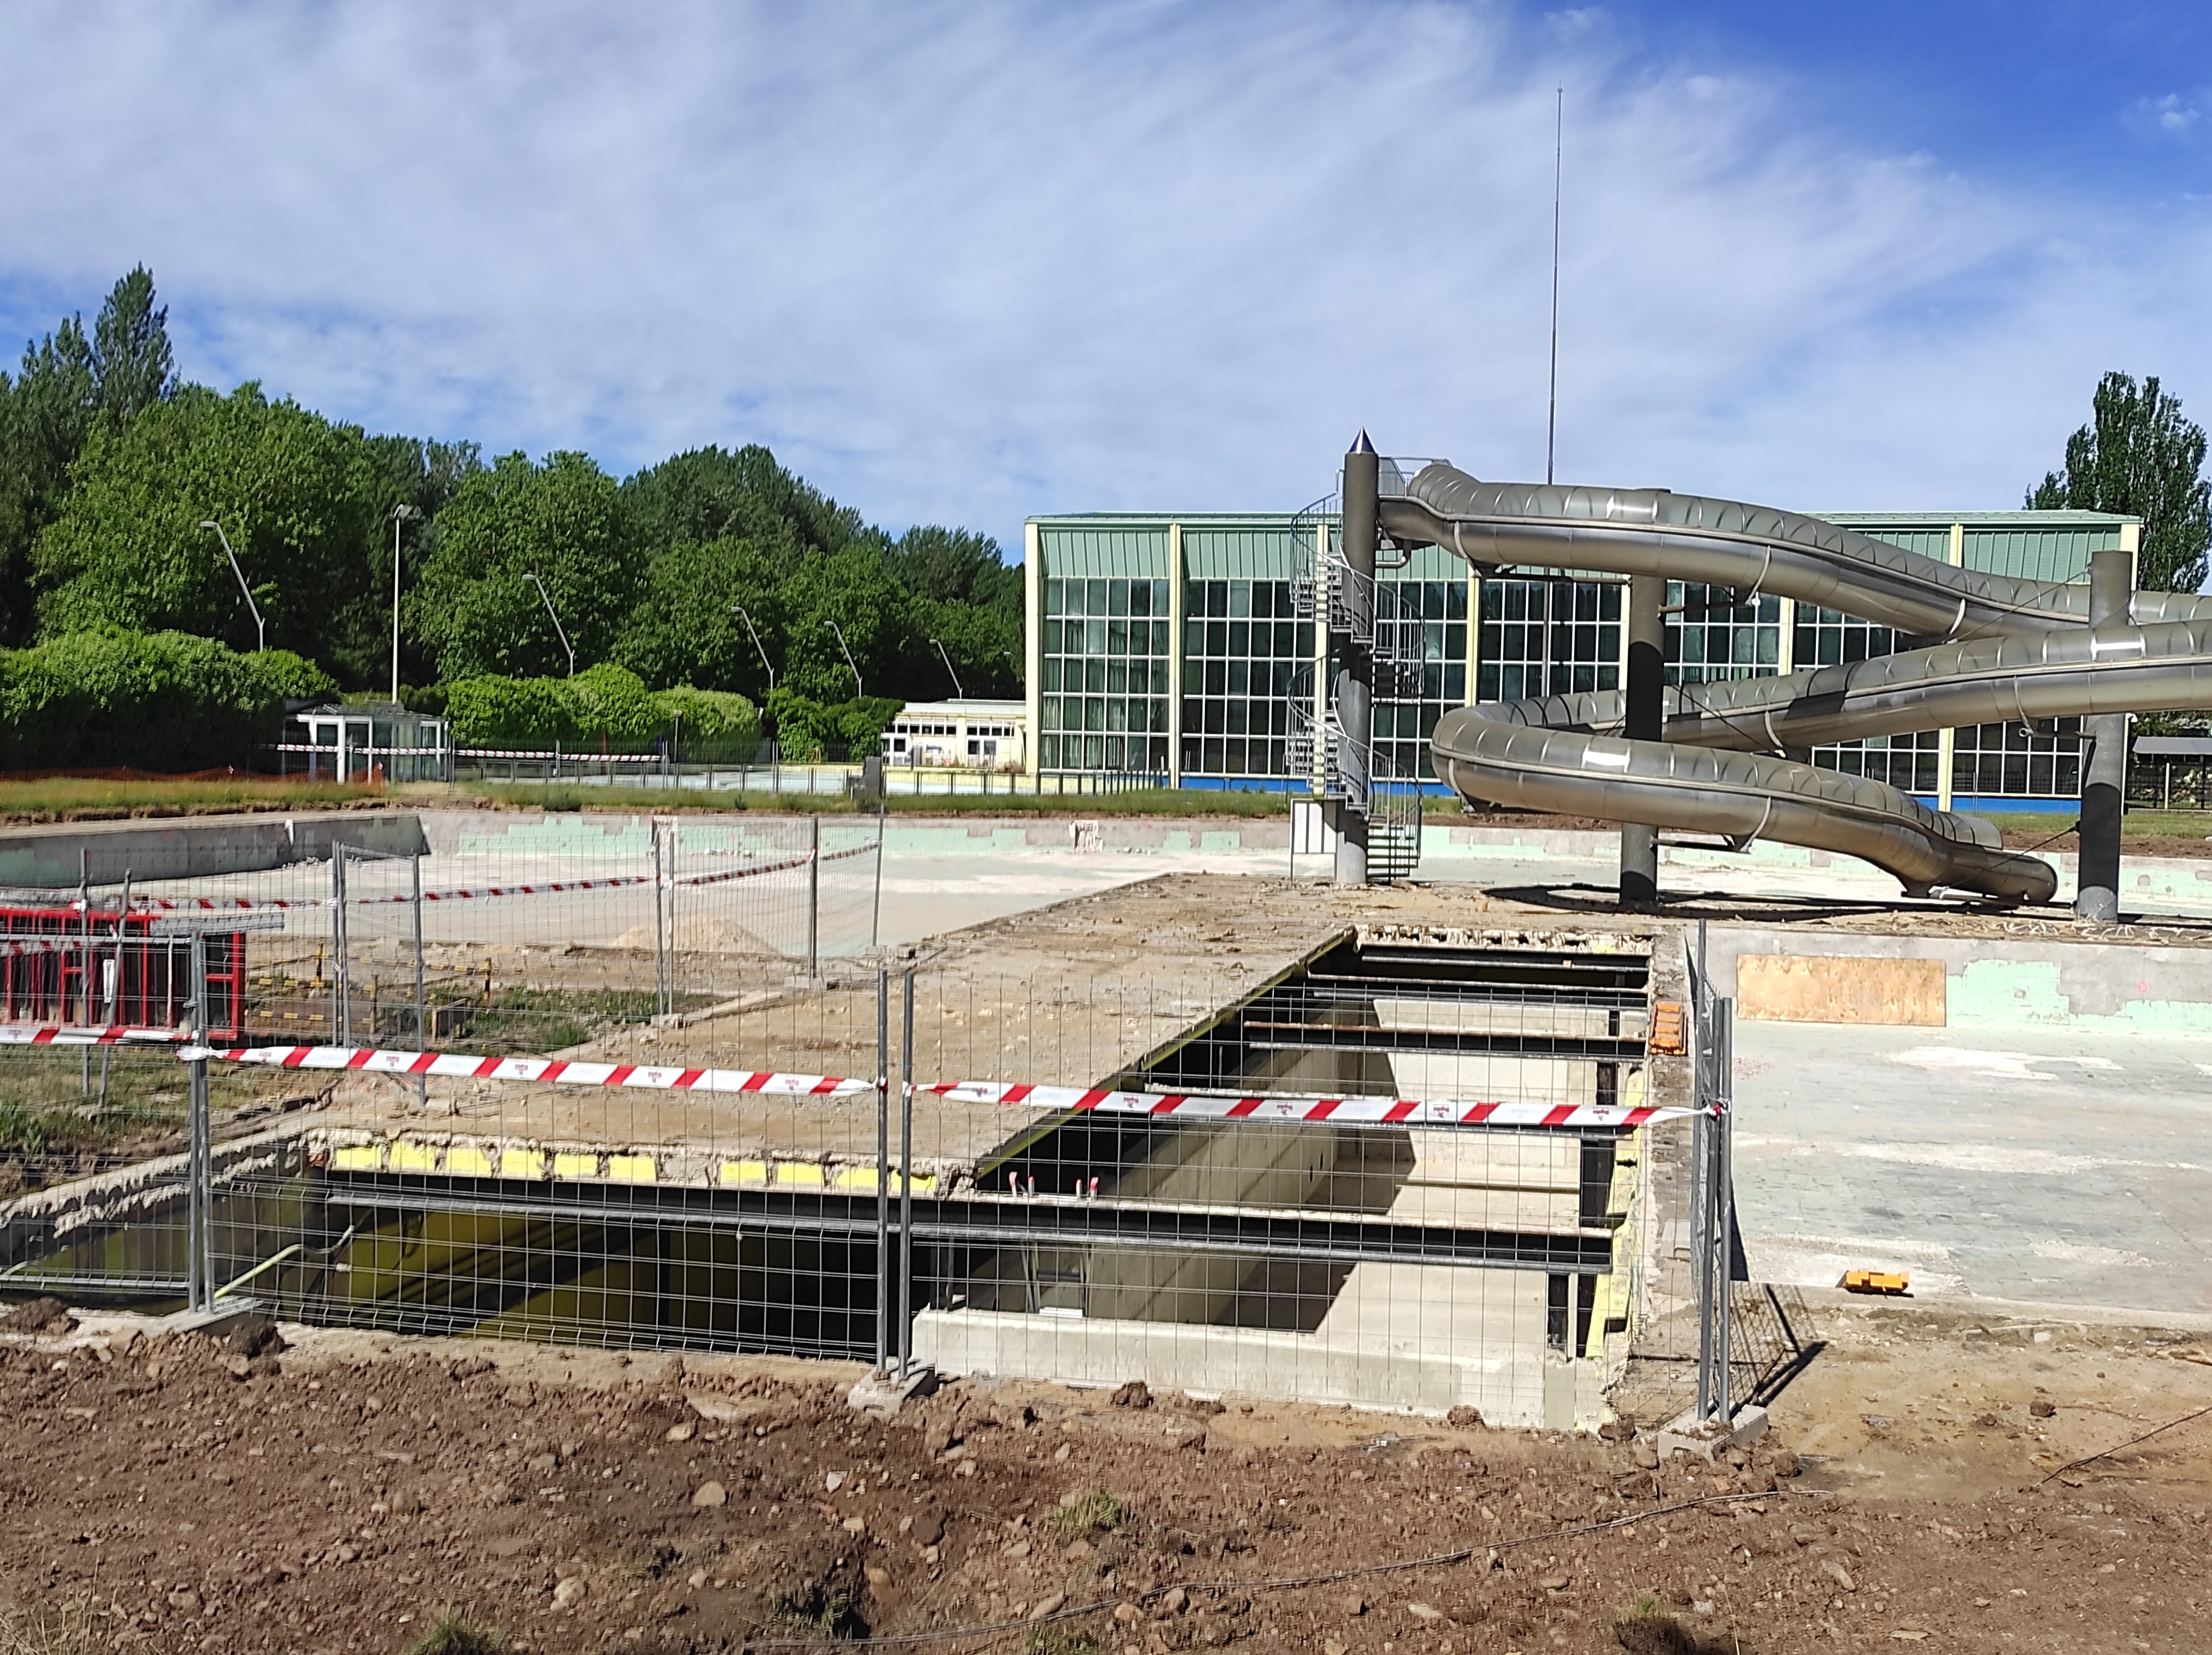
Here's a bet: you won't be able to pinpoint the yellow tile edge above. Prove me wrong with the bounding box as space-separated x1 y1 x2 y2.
607 1154 655 1184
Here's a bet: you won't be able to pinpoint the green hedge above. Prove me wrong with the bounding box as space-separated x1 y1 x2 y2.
444 664 758 751
0 629 335 771
766 689 902 761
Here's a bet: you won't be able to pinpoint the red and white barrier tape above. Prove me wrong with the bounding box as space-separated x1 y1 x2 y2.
121 845 876 913
1 1029 1665 1131
670 838 877 889
195 1043 866 1095
0 1023 190 1047
920 1081 1684 1131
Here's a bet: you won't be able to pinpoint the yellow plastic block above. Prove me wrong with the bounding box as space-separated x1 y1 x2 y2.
720 1160 769 1185
774 1162 826 1187
331 1144 382 1172
388 1141 440 1174
608 1154 655 1184
447 1145 494 1178
552 1152 600 1180
833 1166 879 1191
498 1148 543 1179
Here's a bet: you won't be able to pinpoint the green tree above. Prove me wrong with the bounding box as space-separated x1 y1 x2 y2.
411 451 634 680
0 267 181 644
89 266 176 425
612 534 789 696
2030 371 2212 592
32 382 385 672
366 435 484 688
619 444 862 565
778 541 912 702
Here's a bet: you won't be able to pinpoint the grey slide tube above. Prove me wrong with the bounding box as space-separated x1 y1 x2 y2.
1394 462 2212 905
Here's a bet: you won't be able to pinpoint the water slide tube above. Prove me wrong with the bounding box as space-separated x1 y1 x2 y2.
1382 464 2212 904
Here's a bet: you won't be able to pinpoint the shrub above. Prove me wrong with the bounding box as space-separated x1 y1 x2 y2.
652 684 758 748
442 674 579 749
0 628 333 771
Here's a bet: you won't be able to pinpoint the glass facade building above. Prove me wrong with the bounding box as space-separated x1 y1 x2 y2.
1026 508 2139 809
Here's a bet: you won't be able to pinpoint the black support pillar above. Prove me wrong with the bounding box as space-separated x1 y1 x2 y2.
2075 547 2130 923
1619 572 1666 908
1333 435 1379 887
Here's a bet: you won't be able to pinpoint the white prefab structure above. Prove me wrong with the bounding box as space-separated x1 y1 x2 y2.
884 699 1028 772
289 702 452 783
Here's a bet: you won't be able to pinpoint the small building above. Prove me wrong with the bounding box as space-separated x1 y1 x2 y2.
882 699 1028 771
285 703 452 784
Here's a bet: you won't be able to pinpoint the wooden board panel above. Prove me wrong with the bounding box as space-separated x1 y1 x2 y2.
1736 954 1945 1025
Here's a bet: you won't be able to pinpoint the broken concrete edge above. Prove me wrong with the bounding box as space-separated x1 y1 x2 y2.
848 1364 940 1418
160 1300 275 1342
1653 1401 1771 1461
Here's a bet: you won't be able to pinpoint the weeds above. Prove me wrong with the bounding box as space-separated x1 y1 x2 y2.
1050 1488 1126 1539
1024 1627 1099 1655
401 1610 517 1655
0 1603 93 1655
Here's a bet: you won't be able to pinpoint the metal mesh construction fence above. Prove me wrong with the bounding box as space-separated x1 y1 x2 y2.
0 815 1758 1429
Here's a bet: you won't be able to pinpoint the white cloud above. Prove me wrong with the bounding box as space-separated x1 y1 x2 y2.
1 0 2207 545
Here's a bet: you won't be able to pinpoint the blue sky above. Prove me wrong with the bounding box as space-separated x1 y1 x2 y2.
1 1 2207 550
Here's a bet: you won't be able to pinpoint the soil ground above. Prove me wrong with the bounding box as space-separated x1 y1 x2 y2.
2 1294 2208 1655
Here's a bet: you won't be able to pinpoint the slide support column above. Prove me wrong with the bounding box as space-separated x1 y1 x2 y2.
2076 548 2130 923
1333 435 1379 886
1620 573 1665 908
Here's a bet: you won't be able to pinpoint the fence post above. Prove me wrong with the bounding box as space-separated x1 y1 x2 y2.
806 816 820 980
651 822 667 1017
871 797 886 950
411 851 428 1109
332 848 350 1043
899 966 916 1378
187 930 210 1313
874 969 890 1373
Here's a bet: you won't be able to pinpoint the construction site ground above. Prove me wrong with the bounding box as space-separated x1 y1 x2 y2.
2 1293 2209 1655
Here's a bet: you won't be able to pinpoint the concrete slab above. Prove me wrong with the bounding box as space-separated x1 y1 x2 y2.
1730 1019 2212 1316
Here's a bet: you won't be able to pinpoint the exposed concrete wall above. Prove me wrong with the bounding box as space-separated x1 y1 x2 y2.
1703 924 2212 1035
0 812 427 888
913 1280 1609 1427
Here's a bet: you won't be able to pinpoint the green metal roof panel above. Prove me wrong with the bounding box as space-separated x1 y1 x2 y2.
1033 523 1170 579
1182 523 1299 579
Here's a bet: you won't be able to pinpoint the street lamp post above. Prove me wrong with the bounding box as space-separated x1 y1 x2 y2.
928 637 965 699
730 605 775 695
390 504 416 703
526 573 576 676
822 619 862 698
200 520 265 652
